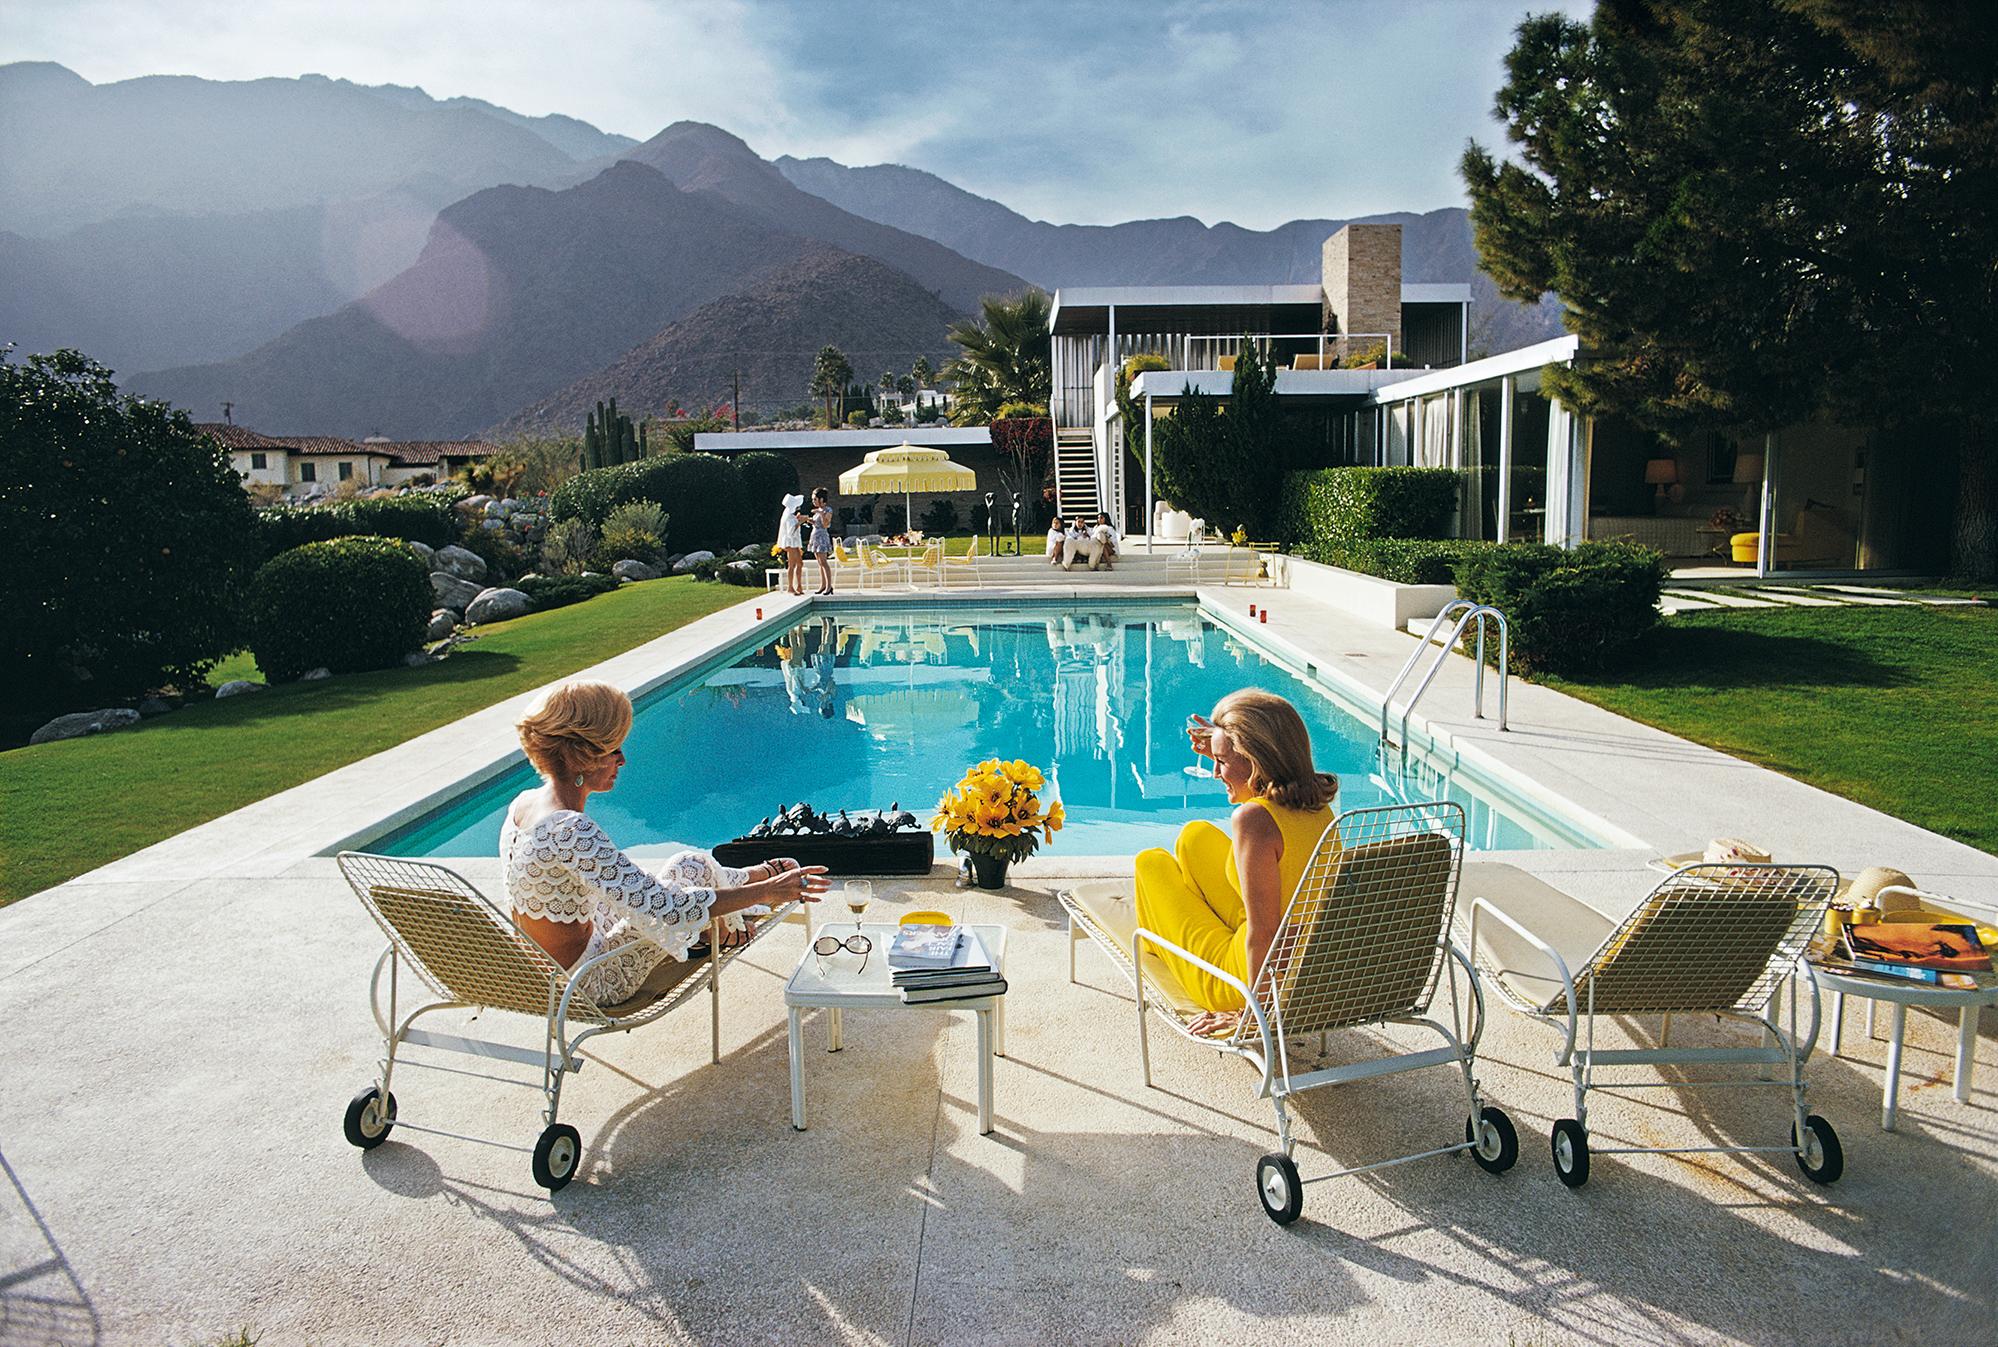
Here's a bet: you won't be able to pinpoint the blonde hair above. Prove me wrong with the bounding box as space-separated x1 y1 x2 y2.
516 681 632 782
1211 688 1337 811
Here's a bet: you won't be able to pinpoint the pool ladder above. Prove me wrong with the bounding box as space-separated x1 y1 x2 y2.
1379 601 1509 754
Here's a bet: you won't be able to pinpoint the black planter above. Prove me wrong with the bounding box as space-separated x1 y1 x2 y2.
713 832 935 877
969 853 1011 890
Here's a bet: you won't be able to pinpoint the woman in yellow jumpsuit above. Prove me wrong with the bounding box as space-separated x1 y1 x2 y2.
1135 689 1339 1034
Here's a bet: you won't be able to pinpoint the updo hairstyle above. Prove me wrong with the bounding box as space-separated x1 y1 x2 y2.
516 680 632 783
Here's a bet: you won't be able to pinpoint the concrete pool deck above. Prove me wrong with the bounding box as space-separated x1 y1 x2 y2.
4 585 1995 1344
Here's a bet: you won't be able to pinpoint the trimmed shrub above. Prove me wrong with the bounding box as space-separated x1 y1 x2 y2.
247 537 430 682
517 573 617 611
1312 538 1495 585
735 451 801 539
1454 541 1666 676
3 350 259 728
540 518 595 575
546 452 737 551
1279 466 1460 547
920 498 959 535
257 493 459 558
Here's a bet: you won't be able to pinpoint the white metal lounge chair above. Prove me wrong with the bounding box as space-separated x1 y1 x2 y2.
938 535 983 589
1468 862 1843 1188
335 852 798 1192
1059 802 1518 1226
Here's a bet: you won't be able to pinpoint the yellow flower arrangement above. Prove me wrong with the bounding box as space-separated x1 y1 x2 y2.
932 758 1064 862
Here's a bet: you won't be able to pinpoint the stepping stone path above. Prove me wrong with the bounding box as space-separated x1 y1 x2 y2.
1824 585 1981 606
1751 587 1847 607
1659 590 1727 614
1661 588 1779 609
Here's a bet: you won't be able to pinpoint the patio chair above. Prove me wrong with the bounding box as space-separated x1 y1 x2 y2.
1467 862 1844 1188
334 852 798 1192
858 545 906 592
830 538 866 587
1059 802 1519 1226
907 540 945 589
938 536 983 589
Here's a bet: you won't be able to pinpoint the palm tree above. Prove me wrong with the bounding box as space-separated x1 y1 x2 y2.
910 354 933 388
810 345 853 429
944 290 1052 425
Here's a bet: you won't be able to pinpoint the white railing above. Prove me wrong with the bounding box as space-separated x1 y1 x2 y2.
1185 333 1396 371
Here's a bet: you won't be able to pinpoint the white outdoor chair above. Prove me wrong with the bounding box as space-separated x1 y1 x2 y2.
938 535 983 589
906 540 945 589
1468 862 1843 1188
1059 802 1518 1226
857 545 907 592
335 852 798 1192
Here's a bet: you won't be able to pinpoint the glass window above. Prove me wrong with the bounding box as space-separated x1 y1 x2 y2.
1507 372 1551 542
250 452 267 470
300 463 316 483
338 461 353 481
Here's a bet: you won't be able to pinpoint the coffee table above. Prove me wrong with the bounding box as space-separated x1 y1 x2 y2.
784 921 1009 1135
1814 963 1998 1131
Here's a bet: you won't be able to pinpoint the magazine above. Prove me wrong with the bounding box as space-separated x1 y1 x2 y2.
901 976 1008 1005
1841 922 1991 974
888 923 961 970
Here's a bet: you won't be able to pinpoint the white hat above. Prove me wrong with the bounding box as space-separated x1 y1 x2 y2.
782 493 805 510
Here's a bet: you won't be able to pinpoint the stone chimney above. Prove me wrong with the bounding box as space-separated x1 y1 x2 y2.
1321 223 1402 354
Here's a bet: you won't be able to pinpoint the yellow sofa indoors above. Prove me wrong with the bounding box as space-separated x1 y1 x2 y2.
1730 502 1853 566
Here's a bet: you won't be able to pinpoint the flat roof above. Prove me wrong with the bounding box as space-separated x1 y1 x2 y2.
1129 368 1430 401
1051 282 1470 334
693 427 992 453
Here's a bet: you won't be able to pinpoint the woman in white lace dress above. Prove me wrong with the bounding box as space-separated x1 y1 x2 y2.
503 681 829 1005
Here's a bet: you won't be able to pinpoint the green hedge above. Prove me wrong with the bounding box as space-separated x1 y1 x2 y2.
1279 466 1459 546
516 573 617 611
1454 541 1665 676
1312 538 1494 585
248 537 432 682
735 451 802 527
257 494 459 558
547 452 745 552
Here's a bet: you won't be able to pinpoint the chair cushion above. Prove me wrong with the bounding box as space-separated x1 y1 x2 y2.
1065 879 1206 1015
1461 863 1615 1012
597 950 709 1018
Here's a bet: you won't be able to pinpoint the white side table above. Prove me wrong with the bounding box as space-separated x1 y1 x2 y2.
784 921 1009 1135
1814 964 1997 1131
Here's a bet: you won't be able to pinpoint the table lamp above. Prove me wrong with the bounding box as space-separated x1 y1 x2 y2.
1732 451 1765 514
1645 458 1680 507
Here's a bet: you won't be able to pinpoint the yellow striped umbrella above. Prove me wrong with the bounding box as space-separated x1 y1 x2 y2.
837 443 978 532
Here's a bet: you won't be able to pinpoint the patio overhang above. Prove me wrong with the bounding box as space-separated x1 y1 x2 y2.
1128 367 1428 401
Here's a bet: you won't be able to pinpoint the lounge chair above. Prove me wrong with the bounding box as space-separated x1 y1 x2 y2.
1467 861 1843 1188
334 852 799 1192
829 538 865 587
907 540 945 589
1059 802 1518 1226
858 545 906 592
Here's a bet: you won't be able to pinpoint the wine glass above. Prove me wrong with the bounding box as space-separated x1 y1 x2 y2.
842 880 873 934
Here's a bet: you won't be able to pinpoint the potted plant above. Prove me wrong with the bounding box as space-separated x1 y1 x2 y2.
932 759 1064 889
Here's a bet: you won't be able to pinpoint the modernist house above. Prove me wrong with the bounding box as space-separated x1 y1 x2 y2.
200 424 499 497
1054 224 1951 576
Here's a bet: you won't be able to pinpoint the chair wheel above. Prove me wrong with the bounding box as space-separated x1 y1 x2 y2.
533 1123 582 1192
1793 1115 1844 1185
1466 1105 1519 1174
343 1086 396 1150
1255 1152 1303 1225
1551 1118 1590 1188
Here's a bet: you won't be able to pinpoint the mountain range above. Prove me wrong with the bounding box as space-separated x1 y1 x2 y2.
3 63 1566 438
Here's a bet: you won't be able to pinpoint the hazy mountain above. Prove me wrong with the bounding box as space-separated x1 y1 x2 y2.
775 155 1565 353
492 247 962 436
130 162 827 438
358 83 635 160
621 123 1027 312
0 62 594 237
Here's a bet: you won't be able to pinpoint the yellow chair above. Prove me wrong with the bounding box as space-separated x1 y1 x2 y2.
907 540 945 589
940 536 983 588
859 546 905 592
1730 504 1854 566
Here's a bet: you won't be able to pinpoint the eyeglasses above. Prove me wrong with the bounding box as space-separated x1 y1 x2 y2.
813 932 872 974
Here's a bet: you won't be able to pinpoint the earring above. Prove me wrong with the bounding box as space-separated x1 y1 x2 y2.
574 773 585 787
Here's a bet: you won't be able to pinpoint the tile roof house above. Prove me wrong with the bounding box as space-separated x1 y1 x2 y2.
196 424 499 498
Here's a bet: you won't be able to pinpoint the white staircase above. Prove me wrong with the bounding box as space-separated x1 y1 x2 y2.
1054 428 1099 518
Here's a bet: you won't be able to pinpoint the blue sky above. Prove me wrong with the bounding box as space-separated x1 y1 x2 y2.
8 0 1596 229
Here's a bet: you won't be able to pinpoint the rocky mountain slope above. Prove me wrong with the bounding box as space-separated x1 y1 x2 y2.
492 247 962 435
130 162 827 438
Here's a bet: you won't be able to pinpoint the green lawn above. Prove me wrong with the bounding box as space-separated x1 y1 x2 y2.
1547 603 1998 857
0 578 747 904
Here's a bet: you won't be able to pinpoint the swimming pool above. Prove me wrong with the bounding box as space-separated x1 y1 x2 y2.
373 600 1608 858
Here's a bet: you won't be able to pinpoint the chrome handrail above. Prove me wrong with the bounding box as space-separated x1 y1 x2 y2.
1379 602 1508 753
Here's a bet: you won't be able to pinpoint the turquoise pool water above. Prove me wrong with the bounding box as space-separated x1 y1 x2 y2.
373 600 1604 858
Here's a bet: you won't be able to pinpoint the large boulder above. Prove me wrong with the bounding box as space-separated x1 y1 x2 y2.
425 610 457 641
464 586 533 625
407 539 436 568
433 544 488 583
737 543 768 561
458 494 493 515
214 680 262 699
672 550 718 573
612 559 660 582
430 572 484 611
29 707 141 745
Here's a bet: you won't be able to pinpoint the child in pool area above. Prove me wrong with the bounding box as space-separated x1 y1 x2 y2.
1046 515 1067 566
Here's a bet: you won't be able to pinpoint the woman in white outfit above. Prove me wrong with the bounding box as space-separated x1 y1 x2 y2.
776 492 807 595
501 681 829 1005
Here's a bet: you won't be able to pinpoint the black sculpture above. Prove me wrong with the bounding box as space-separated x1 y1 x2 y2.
745 801 922 840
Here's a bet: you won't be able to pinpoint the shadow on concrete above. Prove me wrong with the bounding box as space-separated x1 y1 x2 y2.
0 1148 99 1347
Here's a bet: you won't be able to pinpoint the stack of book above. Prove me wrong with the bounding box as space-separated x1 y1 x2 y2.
1838 921 1991 990
887 924 1007 1004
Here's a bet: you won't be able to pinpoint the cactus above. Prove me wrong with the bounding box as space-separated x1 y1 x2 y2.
583 397 646 469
